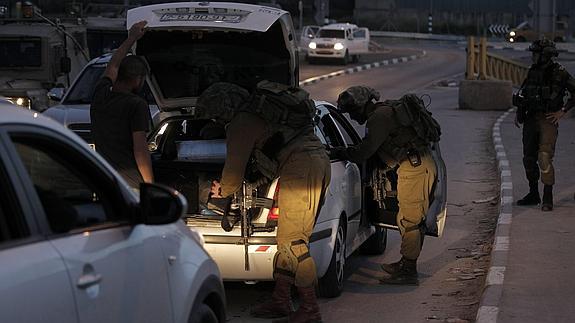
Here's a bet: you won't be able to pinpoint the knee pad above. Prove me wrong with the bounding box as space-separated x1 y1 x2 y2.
538 152 553 174
275 240 311 273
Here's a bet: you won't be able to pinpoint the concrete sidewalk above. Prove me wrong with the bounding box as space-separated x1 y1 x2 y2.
492 113 575 322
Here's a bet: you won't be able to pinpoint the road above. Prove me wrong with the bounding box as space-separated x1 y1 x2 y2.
224 41 502 322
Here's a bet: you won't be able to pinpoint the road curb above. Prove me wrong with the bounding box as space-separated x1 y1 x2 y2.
298 51 427 87
476 107 515 323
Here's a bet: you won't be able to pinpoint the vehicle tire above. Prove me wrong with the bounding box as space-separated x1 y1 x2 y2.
188 303 218 323
318 218 346 298
360 227 387 255
353 55 360 63
516 36 526 42
341 51 349 65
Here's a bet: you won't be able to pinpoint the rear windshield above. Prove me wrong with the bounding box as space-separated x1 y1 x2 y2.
63 65 156 105
137 21 291 99
0 37 42 68
317 29 345 39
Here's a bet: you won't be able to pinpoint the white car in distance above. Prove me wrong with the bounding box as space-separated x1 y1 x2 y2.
306 23 370 65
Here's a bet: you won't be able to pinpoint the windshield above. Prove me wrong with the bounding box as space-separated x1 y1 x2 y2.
0 37 42 68
63 65 156 105
137 21 291 99
317 29 345 39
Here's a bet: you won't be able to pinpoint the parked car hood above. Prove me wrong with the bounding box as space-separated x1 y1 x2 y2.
127 2 299 112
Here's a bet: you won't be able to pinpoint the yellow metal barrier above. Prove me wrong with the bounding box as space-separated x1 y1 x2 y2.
466 36 529 87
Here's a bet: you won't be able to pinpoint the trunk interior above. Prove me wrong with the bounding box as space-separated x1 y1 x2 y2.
149 117 272 227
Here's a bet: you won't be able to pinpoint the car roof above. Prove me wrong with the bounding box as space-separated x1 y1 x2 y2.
321 23 358 30
1 103 90 147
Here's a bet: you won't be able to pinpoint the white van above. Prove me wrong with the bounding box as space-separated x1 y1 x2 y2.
306 23 370 64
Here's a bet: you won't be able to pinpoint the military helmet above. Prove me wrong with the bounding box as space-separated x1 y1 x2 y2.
528 39 558 57
196 82 250 122
337 86 380 113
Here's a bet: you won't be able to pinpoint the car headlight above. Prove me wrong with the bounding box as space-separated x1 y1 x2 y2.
334 42 344 50
509 38 515 43
308 42 316 49
6 96 31 109
509 31 516 37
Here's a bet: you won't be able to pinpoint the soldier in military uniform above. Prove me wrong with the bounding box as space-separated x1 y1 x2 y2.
197 83 330 322
514 39 575 211
333 86 437 286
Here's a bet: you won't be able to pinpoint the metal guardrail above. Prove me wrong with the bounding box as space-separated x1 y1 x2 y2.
466 36 529 87
370 30 466 42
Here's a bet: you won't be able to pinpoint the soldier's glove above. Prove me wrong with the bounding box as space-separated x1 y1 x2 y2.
208 196 236 232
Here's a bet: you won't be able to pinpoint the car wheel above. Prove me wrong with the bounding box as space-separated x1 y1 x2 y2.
353 55 360 63
360 227 387 255
188 303 218 323
318 218 346 298
341 51 349 65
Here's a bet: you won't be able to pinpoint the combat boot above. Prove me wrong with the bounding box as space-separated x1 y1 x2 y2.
541 185 553 212
274 286 322 323
379 257 419 286
381 257 407 275
517 182 540 206
251 275 294 318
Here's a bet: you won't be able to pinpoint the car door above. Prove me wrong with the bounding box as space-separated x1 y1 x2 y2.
5 126 174 323
316 106 361 247
352 28 370 54
300 25 319 51
0 130 77 323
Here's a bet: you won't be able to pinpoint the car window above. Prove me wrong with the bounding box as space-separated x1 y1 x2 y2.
317 29 345 39
353 29 366 38
0 160 29 244
328 109 361 146
318 115 344 148
63 65 157 106
11 137 123 234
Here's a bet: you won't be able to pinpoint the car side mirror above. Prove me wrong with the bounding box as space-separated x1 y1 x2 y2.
139 183 187 225
48 87 66 101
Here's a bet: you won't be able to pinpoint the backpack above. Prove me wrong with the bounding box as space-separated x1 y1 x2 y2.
383 94 441 143
245 80 316 129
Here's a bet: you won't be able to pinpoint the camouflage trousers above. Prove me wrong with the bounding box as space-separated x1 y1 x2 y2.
274 150 330 287
396 152 436 260
522 112 559 186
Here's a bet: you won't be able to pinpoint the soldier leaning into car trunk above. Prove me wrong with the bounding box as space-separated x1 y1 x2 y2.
197 83 330 323
90 21 154 189
332 86 436 286
514 39 575 211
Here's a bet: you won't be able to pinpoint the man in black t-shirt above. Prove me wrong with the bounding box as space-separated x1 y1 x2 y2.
90 21 153 189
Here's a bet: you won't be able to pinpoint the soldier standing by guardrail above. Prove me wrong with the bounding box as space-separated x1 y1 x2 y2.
513 39 575 211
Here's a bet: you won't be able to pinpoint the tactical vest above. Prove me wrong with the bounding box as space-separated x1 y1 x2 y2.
522 62 568 113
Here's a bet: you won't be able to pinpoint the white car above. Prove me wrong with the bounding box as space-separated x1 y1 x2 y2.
305 23 370 65
45 1 447 298
0 102 226 323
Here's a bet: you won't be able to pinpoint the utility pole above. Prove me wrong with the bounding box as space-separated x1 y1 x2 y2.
428 0 433 33
298 0 303 30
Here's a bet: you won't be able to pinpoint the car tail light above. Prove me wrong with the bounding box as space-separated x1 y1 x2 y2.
267 183 280 221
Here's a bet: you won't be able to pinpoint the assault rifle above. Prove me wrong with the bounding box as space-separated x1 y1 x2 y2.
210 180 274 271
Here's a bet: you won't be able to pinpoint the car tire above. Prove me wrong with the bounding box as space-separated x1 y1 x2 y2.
341 51 349 65
188 303 218 323
360 227 387 255
353 55 360 63
318 218 346 298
